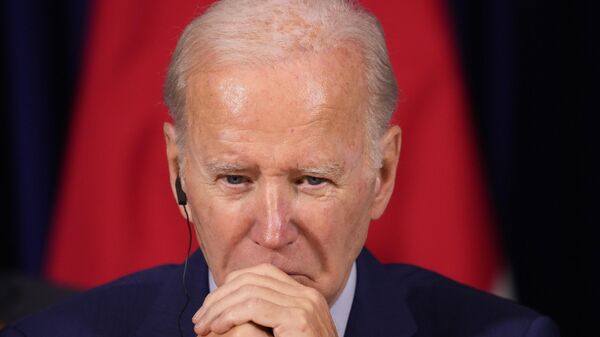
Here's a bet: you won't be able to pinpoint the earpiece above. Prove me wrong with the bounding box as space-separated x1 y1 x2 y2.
175 175 191 337
175 176 188 206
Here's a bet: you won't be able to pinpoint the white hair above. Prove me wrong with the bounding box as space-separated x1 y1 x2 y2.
164 0 398 166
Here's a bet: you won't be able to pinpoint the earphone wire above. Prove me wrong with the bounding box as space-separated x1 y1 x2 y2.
177 204 193 337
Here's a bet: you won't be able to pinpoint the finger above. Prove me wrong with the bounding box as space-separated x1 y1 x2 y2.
194 272 305 323
201 322 273 337
197 297 308 336
224 263 299 285
194 285 306 334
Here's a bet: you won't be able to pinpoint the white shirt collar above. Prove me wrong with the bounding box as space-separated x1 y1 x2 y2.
208 262 357 337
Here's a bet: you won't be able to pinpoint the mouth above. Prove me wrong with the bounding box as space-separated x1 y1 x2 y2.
266 261 314 285
231 246 317 284
288 273 311 284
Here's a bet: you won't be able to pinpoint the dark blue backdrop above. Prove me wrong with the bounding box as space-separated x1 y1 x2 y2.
2 0 88 274
2 0 597 335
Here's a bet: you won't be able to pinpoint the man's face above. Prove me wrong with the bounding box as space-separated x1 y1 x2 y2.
171 49 388 304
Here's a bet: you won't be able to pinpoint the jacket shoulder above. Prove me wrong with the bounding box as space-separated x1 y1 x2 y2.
384 263 559 336
3 263 179 337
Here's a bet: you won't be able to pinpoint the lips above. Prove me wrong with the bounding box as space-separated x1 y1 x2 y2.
270 264 305 278
288 274 312 286
268 257 310 279
257 257 314 283
228 244 317 282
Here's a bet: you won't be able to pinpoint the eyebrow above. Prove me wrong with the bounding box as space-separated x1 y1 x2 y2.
296 163 345 178
204 162 248 175
203 161 345 178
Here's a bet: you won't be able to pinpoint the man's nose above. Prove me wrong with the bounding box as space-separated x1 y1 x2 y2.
249 180 298 250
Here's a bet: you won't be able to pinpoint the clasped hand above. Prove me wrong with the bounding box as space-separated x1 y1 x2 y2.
192 264 338 337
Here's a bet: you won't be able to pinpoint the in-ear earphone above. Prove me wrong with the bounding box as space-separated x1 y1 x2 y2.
175 175 192 337
175 176 187 205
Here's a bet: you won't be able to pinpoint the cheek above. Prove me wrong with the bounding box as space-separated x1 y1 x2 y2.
190 194 250 259
297 186 372 253
295 198 340 240
338 181 374 249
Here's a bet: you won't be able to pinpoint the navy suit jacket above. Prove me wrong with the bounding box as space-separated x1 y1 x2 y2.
1 249 559 336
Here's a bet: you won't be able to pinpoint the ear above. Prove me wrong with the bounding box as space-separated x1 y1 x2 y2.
164 123 194 222
369 125 402 220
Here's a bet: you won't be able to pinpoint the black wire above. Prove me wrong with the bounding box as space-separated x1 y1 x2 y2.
178 205 193 337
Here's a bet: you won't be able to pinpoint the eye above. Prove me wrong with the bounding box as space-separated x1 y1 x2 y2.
224 175 249 185
302 176 327 186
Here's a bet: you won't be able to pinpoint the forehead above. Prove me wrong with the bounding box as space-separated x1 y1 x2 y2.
181 48 372 173
185 47 368 134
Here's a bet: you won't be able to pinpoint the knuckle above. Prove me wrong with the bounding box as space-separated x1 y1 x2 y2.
248 296 263 310
304 287 322 303
294 308 310 329
238 272 256 284
259 262 278 273
225 270 241 283
226 271 249 285
297 297 313 311
239 283 255 293
259 262 273 269
223 308 237 322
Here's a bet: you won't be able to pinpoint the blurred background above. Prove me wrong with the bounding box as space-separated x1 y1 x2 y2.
1 0 597 335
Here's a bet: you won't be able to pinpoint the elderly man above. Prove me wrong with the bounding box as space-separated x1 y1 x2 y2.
1 0 558 336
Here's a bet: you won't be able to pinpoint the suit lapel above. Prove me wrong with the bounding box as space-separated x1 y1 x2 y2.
134 250 209 337
344 249 417 337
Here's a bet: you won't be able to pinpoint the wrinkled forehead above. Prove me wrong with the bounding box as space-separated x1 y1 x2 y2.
184 47 369 133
